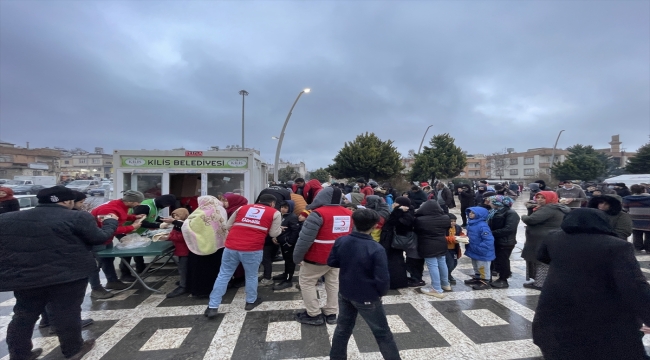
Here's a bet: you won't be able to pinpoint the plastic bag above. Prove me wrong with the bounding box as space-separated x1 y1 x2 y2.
116 233 152 250
142 228 172 241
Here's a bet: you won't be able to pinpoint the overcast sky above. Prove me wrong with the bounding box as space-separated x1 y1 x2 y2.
1 0 649 169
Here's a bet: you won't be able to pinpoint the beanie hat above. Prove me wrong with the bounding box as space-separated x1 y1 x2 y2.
300 210 312 218
395 196 411 207
37 186 76 204
494 184 504 192
122 190 145 203
447 213 457 220
155 194 176 208
72 190 87 202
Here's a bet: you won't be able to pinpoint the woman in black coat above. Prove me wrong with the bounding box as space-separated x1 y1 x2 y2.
533 208 650 360
486 195 520 288
457 184 475 227
414 200 452 296
380 196 414 289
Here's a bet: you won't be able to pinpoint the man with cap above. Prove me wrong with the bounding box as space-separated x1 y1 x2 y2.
90 190 146 291
205 194 283 318
119 194 177 282
293 187 354 326
0 186 119 360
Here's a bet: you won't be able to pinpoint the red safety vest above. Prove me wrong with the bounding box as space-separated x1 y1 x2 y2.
226 204 277 252
304 206 354 264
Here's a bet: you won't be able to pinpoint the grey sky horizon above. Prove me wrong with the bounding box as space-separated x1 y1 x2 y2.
1 0 649 169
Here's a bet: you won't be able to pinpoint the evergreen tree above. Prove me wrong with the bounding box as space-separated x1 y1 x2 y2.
278 165 300 183
625 143 650 174
551 144 606 181
308 168 330 183
410 133 467 182
326 132 403 181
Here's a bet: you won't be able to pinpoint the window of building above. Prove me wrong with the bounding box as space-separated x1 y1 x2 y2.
78 159 86 164
496 160 504 167
510 169 518 175
32 171 42 176
524 157 534 165
510 158 518 165
92 159 101 164
486 171 491 176
546 168 552 174
495 170 504 176
524 168 535 176
64 160 70 164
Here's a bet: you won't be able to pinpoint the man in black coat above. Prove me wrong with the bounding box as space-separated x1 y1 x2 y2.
457 184 475 227
533 208 650 360
407 185 428 210
0 186 118 360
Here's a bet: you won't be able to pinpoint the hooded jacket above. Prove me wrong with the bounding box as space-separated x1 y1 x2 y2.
488 206 520 247
464 206 496 261
414 201 451 258
365 195 390 241
533 208 650 360
521 191 571 262
290 193 307 216
257 186 292 210
458 185 475 209
622 193 650 231
292 179 323 204
587 195 633 240
408 189 428 209
293 187 353 264
276 200 300 247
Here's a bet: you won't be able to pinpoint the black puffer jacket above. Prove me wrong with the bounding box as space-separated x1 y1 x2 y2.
587 195 633 240
458 186 476 209
414 201 451 258
0 203 118 291
408 190 428 209
488 207 520 247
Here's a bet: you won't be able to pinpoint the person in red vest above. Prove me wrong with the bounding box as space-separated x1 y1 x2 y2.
293 187 353 326
205 194 282 318
292 178 324 204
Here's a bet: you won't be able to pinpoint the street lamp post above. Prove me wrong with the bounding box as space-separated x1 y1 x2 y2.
239 90 249 149
418 125 434 154
550 129 565 171
274 89 310 183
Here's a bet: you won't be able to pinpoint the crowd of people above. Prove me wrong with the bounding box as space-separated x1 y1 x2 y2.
1 175 649 360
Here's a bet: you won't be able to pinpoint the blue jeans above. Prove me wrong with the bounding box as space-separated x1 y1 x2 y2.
330 294 401 360
424 255 449 293
209 248 263 308
445 249 458 282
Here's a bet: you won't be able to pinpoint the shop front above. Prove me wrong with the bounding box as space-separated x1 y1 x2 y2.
113 150 267 210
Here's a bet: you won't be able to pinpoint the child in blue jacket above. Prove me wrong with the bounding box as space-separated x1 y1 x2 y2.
463 206 496 290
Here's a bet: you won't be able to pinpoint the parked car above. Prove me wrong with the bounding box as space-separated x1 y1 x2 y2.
88 184 113 197
11 185 47 195
65 180 100 193
15 195 38 211
0 179 10 185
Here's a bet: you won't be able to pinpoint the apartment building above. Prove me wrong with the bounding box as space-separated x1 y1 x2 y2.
0 140 60 178
460 154 488 179
58 147 113 179
486 148 568 181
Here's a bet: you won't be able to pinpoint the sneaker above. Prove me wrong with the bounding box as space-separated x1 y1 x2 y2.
90 287 114 299
464 278 481 285
26 348 42 360
408 280 426 287
259 278 274 286
119 274 137 283
420 287 446 299
166 286 188 298
245 297 263 311
294 311 325 326
472 281 491 290
523 282 542 291
442 285 452 292
67 339 95 360
205 307 219 319
324 314 337 325
273 280 293 291
272 273 288 281
491 279 509 288
105 280 129 290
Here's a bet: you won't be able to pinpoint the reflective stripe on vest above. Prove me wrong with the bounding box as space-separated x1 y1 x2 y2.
232 222 269 232
314 239 336 244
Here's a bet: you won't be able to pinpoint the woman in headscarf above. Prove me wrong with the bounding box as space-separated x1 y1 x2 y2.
224 193 248 218
486 195 520 289
380 196 414 289
521 191 570 290
532 209 650 360
0 187 19 214
182 196 229 297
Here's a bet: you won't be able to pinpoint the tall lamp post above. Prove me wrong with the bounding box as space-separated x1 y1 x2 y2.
550 129 565 171
273 88 310 183
418 125 434 154
239 90 249 149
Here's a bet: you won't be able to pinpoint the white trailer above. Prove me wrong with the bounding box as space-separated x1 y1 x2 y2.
4 176 57 187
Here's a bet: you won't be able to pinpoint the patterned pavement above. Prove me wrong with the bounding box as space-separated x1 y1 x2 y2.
1 197 649 359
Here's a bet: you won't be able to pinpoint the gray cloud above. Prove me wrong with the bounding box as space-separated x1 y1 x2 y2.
1 0 648 169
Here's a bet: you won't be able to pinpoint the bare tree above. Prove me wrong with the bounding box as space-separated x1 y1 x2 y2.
486 149 512 180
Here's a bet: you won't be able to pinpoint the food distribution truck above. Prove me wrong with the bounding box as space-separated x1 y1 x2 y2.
112 149 268 209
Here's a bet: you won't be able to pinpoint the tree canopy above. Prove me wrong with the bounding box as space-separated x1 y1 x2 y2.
551 144 606 181
410 133 467 182
326 132 403 181
278 165 301 183
308 168 330 183
625 143 650 174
